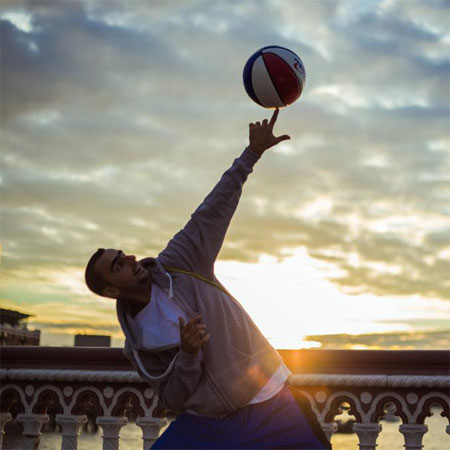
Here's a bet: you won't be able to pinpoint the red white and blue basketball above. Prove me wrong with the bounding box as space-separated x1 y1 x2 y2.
243 46 306 109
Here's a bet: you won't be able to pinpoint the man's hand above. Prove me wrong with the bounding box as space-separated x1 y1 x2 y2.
179 315 210 355
248 108 290 156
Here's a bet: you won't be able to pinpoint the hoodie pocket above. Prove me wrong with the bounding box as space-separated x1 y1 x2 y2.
226 344 254 361
214 344 268 408
223 344 258 380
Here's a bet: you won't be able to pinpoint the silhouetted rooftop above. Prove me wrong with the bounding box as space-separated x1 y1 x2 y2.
0 308 31 326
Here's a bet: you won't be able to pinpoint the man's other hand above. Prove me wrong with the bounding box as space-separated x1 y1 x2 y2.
179 315 210 355
248 108 290 156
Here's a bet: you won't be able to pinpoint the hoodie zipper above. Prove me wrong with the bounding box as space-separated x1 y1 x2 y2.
155 261 244 414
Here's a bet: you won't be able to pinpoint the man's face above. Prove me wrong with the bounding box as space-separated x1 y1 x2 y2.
94 248 149 295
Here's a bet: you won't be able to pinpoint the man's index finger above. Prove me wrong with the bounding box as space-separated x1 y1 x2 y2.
269 108 279 128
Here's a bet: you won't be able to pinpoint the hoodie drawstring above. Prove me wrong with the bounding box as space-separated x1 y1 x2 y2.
132 346 179 381
156 258 174 299
165 271 174 298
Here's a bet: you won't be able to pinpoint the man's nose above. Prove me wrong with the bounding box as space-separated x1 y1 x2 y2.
124 254 136 262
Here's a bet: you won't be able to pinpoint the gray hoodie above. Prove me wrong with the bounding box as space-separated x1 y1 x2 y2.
116 147 283 418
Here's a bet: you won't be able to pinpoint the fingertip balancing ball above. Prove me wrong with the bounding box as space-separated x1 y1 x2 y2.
243 45 306 109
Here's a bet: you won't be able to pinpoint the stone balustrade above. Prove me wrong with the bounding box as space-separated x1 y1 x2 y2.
0 347 448 449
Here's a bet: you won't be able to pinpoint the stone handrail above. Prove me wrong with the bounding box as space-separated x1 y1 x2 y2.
1 347 449 449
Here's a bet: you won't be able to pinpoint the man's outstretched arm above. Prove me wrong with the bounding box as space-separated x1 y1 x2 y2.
158 109 290 278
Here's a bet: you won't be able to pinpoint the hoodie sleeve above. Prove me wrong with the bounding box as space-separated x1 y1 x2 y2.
158 147 260 278
152 351 202 413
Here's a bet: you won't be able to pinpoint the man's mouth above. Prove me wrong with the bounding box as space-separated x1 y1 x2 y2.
134 265 141 275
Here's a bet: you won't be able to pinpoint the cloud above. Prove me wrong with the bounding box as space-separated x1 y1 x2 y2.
1 0 449 332
304 329 450 350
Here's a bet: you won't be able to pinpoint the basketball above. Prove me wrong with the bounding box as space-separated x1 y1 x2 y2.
243 46 306 109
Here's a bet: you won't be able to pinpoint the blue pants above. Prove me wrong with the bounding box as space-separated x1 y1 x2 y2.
152 384 331 449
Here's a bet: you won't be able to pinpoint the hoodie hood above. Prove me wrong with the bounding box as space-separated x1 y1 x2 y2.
116 256 180 381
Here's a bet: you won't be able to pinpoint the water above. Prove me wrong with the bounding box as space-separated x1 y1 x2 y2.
6 409 449 449
330 414 449 450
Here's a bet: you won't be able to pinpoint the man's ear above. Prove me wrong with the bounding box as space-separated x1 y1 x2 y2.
103 286 120 299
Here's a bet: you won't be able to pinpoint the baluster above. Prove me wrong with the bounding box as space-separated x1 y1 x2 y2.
55 414 87 450
399 424 428 450
135 417 168 450
0 412 12 449
353 423 382 450
320 422 337 442
16 413 49 450
96 416 128 450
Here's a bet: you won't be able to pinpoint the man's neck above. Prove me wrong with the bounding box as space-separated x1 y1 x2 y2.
129 299 148 316
122 281 152 316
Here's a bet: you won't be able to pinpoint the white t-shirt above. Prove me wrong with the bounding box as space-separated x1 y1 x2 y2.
135 283 189 349
134 283 290 407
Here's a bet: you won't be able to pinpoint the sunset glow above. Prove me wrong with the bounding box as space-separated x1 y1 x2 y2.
1 0 449 349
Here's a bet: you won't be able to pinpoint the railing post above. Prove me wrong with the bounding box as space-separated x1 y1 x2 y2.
320 422 337 443
399 424 428 450
55 414 87 450
96 416 128 450
16 413 49 450
0 412 12 449
135 417 168 450
353 422 382 450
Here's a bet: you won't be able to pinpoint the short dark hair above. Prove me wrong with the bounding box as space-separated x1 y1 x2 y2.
85 248 108 296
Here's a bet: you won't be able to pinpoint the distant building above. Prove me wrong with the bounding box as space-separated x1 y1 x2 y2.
0 308 41 346
74 334 111 347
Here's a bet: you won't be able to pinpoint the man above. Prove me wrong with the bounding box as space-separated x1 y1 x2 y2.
85 109 331 449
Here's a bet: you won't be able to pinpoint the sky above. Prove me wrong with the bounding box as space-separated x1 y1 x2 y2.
1 0 449 349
